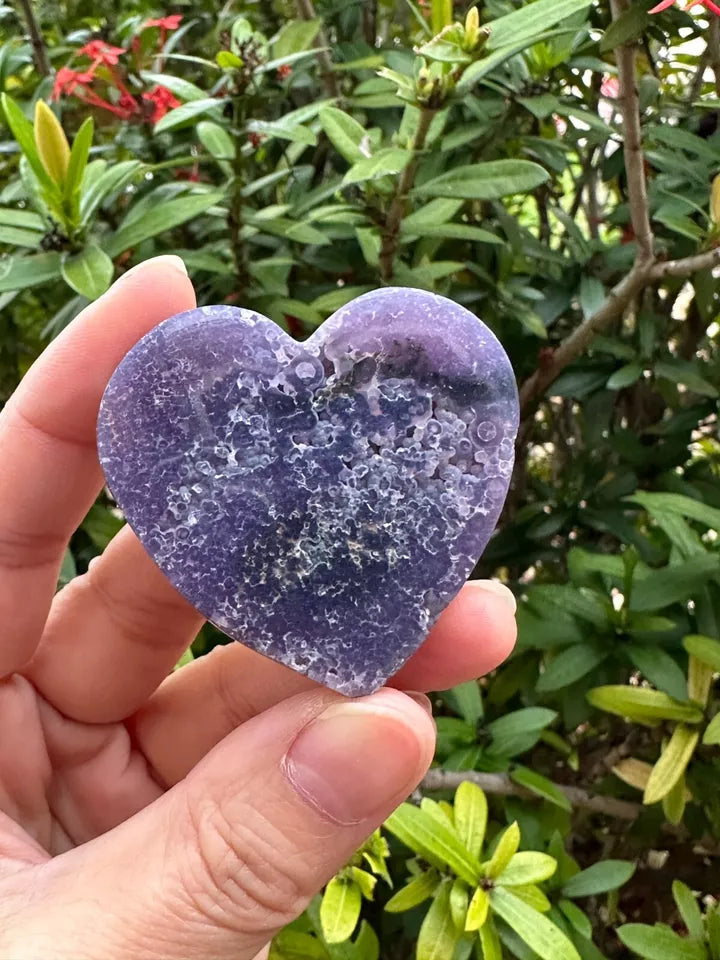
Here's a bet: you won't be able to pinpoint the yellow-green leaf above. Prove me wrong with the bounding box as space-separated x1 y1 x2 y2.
319 877 362 944
449 878 469 930
490 886 581 960
684 635 720 672
484 822 520 879
417 880 461 960
497 852 557 886
587 686 703 726
688 655 713 707
454 781 488 860
662 773 687 825
479 918 503 960
465 885 490 931
512 884 552 913
385 870 439 913
703 713 720 745
34 100 70 186
385 803 480 883
644 726 700 805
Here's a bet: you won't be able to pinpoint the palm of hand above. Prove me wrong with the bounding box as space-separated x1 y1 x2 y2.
0 258 515 959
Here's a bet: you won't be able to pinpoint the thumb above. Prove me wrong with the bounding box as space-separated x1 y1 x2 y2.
30 687 435 959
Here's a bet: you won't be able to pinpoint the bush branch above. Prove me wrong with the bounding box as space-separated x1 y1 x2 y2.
16 0 50 76
421 770 642 820
295 0 340 100
379 107 435 283
611 0 653 263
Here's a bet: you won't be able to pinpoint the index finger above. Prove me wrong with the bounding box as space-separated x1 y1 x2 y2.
0 256 195 676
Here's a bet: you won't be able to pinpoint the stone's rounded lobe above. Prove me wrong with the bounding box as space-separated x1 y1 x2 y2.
97 288 519 696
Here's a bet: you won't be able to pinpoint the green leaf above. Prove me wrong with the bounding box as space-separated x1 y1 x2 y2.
511 884 552 913
154 98 229 134
703 713 720 745
273 17 321 58
319 107 367 164
587 687 703 725
708 905 720 960
489 887 581 960
58 548 76 587
106 192 223 257
61 242 113 300
509 767 572 812
385 870 439 913
655 360 719 399
402 221 501 243
456 27 580 96
527 584 611 628
672 881 704 940
607 363 643 390
536 644 608 693
0 252 62 293
415 161 549 200
663 773 688 825
617 924 708 960
1 93 56 194
559 900 593 939
174 645 195 670
487 707 558 756
444 681 484 727
497 852 558 887
684 635 720 672
0 207 45 230
197 121 234 162
80 160 143 225
626 645 688 701
247 118 318 146
349 867 376 901
600 3 650 52
484 822 520 879
487 0 591 50
320 877 362 944
64 116 93 207
141 72 206 101
271 930 328 960
562 860 636 898
454 781 488 860
343 149 412 185
384 803 480 883
630 555 720 612
479 919 503 960
0 225 42 247
465 885 490 931
628 492 720 536
644 726 700 805
417 881 461 960
449 878 469 931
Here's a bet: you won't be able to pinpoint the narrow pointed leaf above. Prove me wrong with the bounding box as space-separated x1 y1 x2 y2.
587 687 703 725
385 870 439 913
490 886 581 960
454 781 488 860
417 881 461 960
644 726 700 805
465 886 490 931
385 803 481 883
320 877 361 944
484 822 520 879
562 860 636 898
497 852 558 887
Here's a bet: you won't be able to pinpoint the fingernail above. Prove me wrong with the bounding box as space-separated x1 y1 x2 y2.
283 691 431 825
469 579 517 612
116 255 188 284
405 691 433 715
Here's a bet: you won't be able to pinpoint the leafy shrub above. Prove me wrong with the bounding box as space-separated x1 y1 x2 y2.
3 0 720 956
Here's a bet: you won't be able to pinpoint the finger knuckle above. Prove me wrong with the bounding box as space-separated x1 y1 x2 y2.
176 791 313 935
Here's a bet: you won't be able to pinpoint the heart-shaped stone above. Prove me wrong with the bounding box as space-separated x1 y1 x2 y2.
97 288 519 696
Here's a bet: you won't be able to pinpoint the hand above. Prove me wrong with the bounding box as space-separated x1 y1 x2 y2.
0 257 516 960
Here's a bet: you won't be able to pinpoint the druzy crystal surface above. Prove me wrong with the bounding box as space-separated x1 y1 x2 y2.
97 288 519 695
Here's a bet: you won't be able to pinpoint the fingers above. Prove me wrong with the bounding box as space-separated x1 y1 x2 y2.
131 582 516 786
0 257 195 677
22 688 434 960
26 526 203 723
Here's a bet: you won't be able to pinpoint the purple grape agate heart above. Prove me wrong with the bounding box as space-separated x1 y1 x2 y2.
97 288 519 696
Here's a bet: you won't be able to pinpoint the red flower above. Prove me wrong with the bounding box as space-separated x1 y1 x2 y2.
277 64 292 80
248 132 264 149
52 66 84 99
601 75 619 99
144 14 183 30
77 40 126 66
650 0 720 14
142 85 181 124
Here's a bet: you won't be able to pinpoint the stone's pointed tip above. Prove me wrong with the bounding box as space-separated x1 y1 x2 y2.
98 289 518 693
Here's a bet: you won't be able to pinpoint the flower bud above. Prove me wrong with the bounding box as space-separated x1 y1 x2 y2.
711 173 720 224
34 100 70 186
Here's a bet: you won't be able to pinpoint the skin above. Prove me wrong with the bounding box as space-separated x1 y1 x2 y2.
0 257 516 960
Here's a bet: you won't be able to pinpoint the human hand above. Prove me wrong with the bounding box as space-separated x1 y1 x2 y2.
0 257 516 960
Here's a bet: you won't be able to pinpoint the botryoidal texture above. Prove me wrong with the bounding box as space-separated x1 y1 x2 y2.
97 288 520 695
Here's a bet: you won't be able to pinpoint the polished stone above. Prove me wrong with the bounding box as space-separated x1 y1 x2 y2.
97 288 519 695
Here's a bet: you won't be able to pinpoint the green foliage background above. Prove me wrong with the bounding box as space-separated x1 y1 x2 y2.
2 0 720 957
